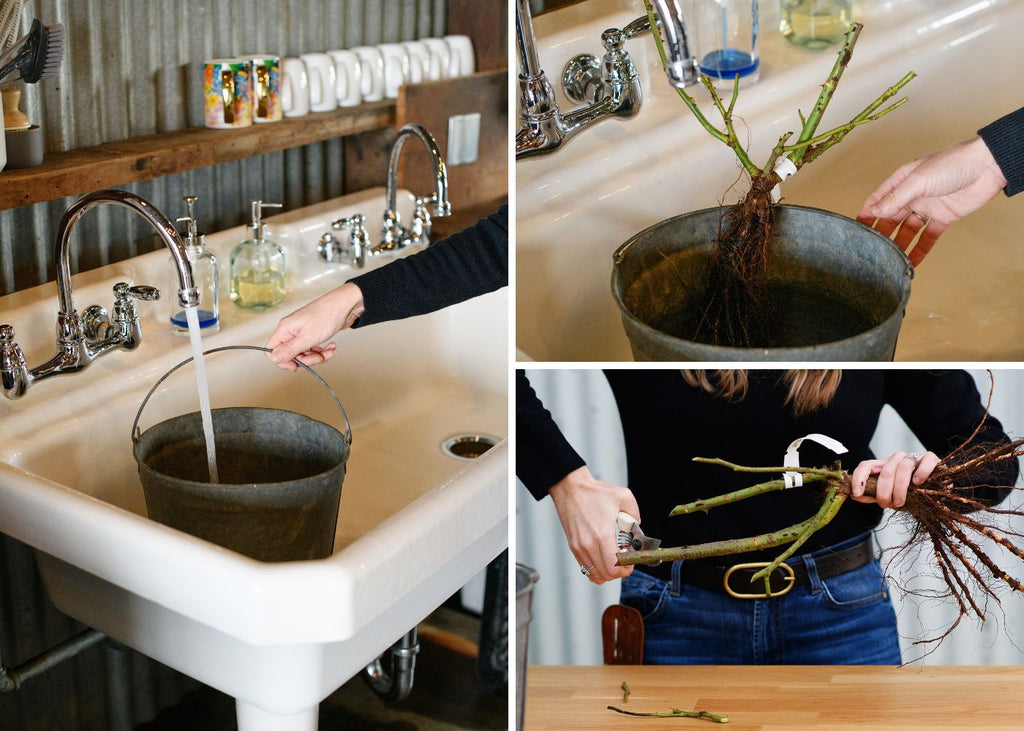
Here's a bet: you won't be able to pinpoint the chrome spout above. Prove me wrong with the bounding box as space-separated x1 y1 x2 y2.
648 0 700 88
382 123 451 250
56 190 198 314
1 189 197 399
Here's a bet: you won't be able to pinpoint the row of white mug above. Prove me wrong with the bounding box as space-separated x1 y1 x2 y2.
203 36 475 128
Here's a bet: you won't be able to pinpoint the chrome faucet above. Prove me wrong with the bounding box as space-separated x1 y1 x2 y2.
0 189 198 400
381 123 451 250
322 124 451 269
515 0 699 159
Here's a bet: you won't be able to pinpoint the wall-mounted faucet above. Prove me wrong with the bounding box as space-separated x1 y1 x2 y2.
321 124 451 268
515 0 699 159
0 189 198 400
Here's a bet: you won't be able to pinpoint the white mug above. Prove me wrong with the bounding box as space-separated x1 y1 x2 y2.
401 41 432 83
421 38 451 80
377 43 409 99
281 57 309 117
301 52 337 112
444 35 475 77
351 46 385 102
327 49 362 107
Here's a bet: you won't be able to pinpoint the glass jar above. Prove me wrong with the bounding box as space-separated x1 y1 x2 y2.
695 0 760 90
780 0 852 49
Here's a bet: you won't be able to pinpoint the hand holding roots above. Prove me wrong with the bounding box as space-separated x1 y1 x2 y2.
616 438 1024 646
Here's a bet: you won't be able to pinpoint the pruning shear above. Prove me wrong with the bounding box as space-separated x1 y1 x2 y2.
616 511 662 564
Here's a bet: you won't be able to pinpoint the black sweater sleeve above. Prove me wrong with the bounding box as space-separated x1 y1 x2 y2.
516 370 586 499
885 370 1018 506
978 107 1024 197
348 205 508 327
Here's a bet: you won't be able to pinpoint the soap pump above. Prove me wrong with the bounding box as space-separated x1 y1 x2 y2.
230 199 285 310
170 195 219 335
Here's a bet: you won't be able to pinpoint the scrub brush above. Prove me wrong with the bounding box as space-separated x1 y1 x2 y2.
0 18 64 85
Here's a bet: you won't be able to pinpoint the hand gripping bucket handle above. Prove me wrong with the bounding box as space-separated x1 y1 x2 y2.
131 345 352 446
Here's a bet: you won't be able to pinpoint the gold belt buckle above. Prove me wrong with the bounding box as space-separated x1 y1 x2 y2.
723 562 796 599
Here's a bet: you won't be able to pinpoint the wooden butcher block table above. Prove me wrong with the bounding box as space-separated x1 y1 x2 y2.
523 665 1024 729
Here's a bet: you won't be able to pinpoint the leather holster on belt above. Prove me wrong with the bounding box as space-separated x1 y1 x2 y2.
601 604 644 665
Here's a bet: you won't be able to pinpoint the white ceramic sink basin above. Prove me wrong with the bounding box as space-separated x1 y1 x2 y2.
517 0 1024 360
0 187 507 728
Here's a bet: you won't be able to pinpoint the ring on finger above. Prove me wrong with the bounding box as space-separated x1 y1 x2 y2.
909 210 931 226
580 565 594 577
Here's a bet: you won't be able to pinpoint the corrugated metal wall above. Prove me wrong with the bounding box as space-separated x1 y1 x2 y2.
0 1 446 728
517 369 1024 666
0 0 447 297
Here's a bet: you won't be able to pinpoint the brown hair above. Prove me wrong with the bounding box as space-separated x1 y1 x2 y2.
680 370 843 418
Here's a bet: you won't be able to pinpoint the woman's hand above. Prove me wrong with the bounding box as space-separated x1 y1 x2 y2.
849 451 940 509
264 282 365 370
857 137 1007 266
548 466 640 585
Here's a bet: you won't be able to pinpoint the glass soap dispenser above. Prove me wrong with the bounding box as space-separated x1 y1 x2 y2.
170 195 219 336
230 199 285 310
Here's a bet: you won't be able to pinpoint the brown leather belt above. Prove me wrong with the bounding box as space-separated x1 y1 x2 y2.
637 536 875 599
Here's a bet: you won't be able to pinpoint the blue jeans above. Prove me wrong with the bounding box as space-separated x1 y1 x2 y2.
620 534 902 665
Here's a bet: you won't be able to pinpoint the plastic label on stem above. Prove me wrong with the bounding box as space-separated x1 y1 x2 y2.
783 433 847 488
771 156 797 202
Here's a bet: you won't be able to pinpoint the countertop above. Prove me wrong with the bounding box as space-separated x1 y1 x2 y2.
523 665 1024 729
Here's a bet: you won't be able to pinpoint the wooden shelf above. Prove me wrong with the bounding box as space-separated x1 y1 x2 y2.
0 100 396 211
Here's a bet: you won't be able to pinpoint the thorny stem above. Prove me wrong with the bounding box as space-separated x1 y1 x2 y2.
787 22 862 166
617 492 848 567
618 458 850 573
608 706 730 724
642 1 759 177
642 8 914 188
792 71 916 166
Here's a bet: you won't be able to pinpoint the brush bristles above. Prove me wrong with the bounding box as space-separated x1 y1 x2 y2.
36 22 63 80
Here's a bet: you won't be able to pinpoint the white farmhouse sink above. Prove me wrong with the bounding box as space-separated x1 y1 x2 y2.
0 187 507 729
517 0 1024 360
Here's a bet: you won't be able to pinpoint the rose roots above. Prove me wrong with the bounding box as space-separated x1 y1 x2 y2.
691 175 778 346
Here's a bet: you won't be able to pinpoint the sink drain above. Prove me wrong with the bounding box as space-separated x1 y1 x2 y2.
442 434 500 460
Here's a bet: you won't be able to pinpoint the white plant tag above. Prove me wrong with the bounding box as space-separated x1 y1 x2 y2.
783 433 848 488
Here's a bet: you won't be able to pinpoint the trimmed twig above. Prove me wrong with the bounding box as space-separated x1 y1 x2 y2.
608 705 730 723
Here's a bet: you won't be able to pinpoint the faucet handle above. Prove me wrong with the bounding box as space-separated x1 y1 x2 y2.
0 323 25 364
112 282 160 305
329 214 370 268
0 324 29 400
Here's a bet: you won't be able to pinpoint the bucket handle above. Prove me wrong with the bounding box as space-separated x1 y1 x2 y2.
131 345 353 447
612 238 635 265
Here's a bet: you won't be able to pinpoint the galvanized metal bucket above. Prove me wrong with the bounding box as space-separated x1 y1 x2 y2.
132 345 352 562
515 563 540 731
611 205 915 361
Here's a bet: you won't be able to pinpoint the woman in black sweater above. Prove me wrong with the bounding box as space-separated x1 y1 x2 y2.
265 205 506 369
518 369 1018 664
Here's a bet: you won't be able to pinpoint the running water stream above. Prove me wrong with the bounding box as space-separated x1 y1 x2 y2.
184 306 219 483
